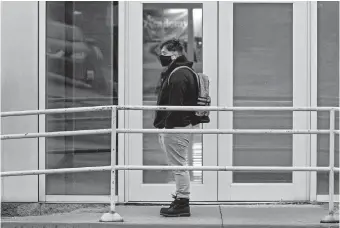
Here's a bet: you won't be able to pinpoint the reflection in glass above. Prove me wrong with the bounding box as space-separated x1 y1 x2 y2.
45 1 118 195
317 1 339 195
142 4 203 184
233 4 293 183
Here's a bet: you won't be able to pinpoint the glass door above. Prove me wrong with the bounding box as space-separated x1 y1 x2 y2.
218 2 310 201
126 2 218 201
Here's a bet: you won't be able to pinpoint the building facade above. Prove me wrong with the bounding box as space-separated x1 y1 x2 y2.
1 1 339 203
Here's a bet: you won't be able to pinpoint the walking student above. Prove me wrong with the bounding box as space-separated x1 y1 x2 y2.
154 39 208 217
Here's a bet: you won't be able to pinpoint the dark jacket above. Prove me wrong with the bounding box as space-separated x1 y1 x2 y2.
153 55 200 129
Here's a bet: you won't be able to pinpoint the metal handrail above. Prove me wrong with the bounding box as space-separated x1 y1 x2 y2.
1 105 339 223
1 166 338 177
1 105 338 117
0 129 335 140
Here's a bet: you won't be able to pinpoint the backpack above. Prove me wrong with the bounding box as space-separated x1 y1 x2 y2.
168 66 211 121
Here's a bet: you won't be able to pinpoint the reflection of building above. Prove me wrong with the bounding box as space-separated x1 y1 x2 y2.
1 1 339 203
143 8 202 62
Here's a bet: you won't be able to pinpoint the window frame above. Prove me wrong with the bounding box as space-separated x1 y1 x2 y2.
38 1 126 202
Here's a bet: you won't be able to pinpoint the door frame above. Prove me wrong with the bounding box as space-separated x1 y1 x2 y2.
217 1 310 201
125 1 219 202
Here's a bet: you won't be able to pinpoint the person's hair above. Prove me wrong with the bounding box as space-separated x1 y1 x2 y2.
160 39 184 54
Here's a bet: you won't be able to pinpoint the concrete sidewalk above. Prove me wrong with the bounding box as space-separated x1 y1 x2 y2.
1 205 339 228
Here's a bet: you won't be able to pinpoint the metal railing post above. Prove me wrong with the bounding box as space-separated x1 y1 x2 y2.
100 106 123 222
321 109 339 223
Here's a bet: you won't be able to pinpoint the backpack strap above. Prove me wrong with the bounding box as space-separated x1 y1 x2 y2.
167 66 200 89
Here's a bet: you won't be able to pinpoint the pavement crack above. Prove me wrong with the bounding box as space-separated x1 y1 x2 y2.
218 205 224 228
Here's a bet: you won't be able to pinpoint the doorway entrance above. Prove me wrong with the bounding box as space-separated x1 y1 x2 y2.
125 1 309 202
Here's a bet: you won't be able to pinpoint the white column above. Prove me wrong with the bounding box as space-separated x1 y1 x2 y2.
1 1 39 202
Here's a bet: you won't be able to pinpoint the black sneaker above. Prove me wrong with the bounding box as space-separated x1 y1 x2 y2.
160 195 191 217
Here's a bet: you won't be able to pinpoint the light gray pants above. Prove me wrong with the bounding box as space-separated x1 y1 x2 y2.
159 125 193 199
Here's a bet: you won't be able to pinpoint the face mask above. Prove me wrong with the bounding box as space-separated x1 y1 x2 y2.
159 55 173 67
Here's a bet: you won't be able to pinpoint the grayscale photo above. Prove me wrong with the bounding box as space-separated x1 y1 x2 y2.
1 1 339 227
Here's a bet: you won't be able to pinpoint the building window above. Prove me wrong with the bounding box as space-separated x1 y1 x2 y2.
317 1 339 195
232 3 293 183
45 1 118 195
